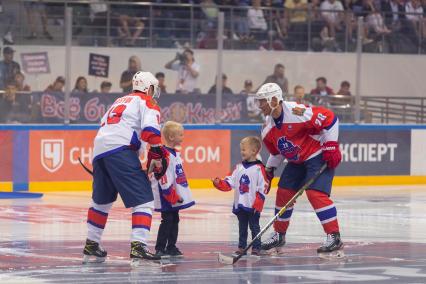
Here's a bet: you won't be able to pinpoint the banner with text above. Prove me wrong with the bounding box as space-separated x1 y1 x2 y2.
29 92 249 124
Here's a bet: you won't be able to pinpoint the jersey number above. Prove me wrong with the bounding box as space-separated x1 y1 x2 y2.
315 113 327 127
106 104 127 124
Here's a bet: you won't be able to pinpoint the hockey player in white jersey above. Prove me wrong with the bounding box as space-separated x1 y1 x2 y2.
83 71 168 264
212 136 269 256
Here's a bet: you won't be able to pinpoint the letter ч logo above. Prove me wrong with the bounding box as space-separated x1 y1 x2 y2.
41 139 64 173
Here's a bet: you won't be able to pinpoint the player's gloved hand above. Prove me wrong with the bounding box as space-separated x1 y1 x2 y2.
265 167 275 194
212 177 232 192
322 141 341 169
147 145 169 179
253 192 265 213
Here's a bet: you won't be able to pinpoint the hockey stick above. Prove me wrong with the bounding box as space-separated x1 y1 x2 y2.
218 163 328 265
78 157 93 176
78 157 155 176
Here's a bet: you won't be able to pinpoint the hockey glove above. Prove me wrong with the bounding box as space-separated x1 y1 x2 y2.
322 141 341 169
212 178 232 192
265 167 275 194
147 145 169 180
253 192 265 213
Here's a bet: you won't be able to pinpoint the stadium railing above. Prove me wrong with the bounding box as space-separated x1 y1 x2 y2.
2 0 425 54
1 90 425 124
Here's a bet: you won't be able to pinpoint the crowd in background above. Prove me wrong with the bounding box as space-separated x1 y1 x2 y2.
0 44 354 123
0 0 425 52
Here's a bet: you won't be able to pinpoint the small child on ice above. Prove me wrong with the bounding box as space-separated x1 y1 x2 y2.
151 121 195 257
212 136 269 256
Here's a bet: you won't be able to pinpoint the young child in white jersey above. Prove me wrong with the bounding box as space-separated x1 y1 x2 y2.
212 136 269 256
151 121 195 257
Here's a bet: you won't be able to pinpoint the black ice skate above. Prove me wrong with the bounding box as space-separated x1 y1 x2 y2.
317 232 345 259
261 232 285 254
130 241 162 267
166 246 183 258
82 239 107 264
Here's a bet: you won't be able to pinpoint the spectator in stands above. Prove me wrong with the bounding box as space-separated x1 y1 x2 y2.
155 72 168 95
381 0 406 53
294 85 309 104
24 1 53 40
366 3 391 47
115 3 145 46
247 0 268 40
239 79 254 95
405 0 424 42
0 47 20 90
208 74 234 95
1 82 32 123
89 0 108 46
73 76 89 93
120 55 141 93
165 48 200 94
320 0 345 38
337 81 352 96
45 76 65 93
14 72 31 92
310 77 335 96
285 0 309 50
0 83 15 122
100 81 112 93
261 63 288 94
1 0 18 44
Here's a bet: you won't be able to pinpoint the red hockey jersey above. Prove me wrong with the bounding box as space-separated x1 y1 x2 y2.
261 101 339 167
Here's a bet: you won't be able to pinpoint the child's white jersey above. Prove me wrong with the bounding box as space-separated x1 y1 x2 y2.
93 93 161 161
152 147 195 211
225 160 269 214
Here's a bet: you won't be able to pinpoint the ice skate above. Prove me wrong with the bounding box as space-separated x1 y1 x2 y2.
261 232 285 254
165 246 184 258
130 241 162 267
317 232 345 260
82 239 107 264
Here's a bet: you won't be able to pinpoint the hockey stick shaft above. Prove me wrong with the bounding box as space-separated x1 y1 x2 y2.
78 157 93 176
231 163 328 264
78 156 155 176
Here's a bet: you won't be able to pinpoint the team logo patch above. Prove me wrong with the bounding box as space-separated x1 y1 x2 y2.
41 139 64 173
292 107 306 116
175 164 188 187
277 137 301 161
239 174 250 194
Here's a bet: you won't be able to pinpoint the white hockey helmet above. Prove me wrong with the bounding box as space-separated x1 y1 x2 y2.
255 83 283 105
132 71 161 98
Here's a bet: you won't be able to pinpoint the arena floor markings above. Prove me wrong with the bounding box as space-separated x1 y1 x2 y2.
1 186 426 283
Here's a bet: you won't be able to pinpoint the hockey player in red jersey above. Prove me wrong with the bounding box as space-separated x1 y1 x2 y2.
82 71 168 264
256 83 344 257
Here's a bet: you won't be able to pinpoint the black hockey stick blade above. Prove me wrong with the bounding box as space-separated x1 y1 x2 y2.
218 163 328 265
78 157 93 176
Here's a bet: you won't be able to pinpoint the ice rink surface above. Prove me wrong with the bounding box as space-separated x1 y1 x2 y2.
1 185 426 284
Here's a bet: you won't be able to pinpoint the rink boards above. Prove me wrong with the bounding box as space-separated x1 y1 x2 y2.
1 124 426 193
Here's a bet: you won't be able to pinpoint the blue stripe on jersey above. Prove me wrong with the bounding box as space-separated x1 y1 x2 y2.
316 206 337 221
275 207 293 219
142 126 161 136
130 131 141 150
325 116 338 130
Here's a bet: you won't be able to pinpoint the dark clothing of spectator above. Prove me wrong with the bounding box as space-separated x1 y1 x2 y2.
0 95 13 122
208 85 234 95
381 0 406 26
0 60 20 90
310 86 335 96
262 74 289 94
120 70 137 93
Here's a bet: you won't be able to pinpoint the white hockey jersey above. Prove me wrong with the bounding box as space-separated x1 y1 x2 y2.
152 147 195 212
220 160 269 214
93 92 161 161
